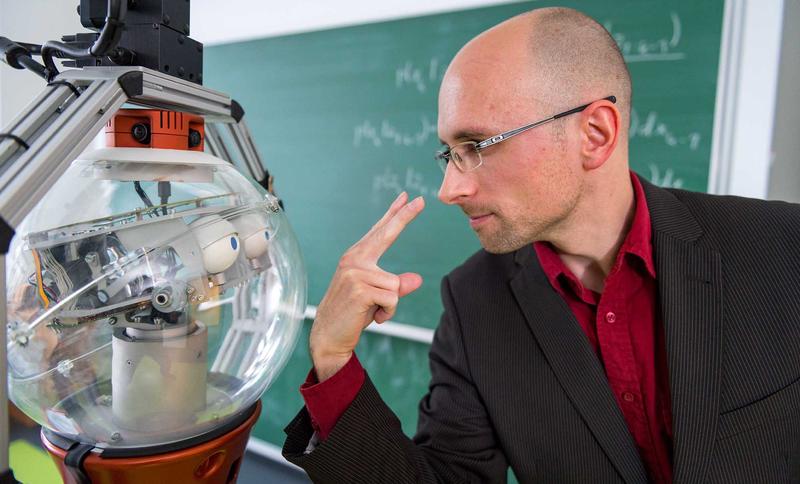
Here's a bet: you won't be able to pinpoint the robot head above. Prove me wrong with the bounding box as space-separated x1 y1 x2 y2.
5 114 306 451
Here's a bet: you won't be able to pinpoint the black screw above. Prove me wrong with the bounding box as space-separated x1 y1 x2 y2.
188 129 202 147
178 35 185 45
163 15 171 25
178 66 185 77
131 123 150 144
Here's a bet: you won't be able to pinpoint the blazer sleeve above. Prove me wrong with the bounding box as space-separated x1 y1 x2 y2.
282 276 509 483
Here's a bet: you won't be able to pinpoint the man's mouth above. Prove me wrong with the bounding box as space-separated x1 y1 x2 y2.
468 213 493 228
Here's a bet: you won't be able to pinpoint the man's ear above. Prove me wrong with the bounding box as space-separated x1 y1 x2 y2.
579 99 620 170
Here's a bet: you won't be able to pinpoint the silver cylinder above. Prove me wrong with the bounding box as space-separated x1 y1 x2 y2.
111 322 208 433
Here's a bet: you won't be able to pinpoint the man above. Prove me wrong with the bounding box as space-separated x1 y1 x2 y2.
283 7 800 483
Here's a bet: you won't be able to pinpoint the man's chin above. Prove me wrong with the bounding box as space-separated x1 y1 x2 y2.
476 233 529 254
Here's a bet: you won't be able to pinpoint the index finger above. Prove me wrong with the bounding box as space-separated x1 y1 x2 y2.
359 196 425 263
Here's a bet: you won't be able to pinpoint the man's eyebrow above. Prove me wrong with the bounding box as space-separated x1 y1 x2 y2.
439 130 490 146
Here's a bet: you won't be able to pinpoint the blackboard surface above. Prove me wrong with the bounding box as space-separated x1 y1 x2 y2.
204 0 724 459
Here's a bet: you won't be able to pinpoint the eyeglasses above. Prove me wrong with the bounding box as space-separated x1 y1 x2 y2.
435 95 616 173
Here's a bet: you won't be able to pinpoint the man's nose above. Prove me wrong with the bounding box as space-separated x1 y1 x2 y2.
438 162 478 205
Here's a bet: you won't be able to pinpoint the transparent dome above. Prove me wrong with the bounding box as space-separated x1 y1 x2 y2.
5 147 306 451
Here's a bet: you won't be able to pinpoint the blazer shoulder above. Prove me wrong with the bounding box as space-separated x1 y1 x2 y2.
668 189 800 241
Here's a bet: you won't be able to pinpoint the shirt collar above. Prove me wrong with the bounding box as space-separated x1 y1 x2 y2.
620 172 656 277
534 171 656 297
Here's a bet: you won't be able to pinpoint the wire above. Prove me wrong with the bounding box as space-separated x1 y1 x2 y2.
17 55 47 80
158 181 171 215
40 0 125 81
0 133 29 150
134 181 154 208
39 248 72 298
17 42 42 55
47 80 81 98
31 250 50 309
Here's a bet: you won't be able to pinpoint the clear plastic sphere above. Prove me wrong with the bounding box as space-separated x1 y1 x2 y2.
5 147 306 451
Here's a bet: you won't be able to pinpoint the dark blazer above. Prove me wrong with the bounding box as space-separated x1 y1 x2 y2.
283 179 800 483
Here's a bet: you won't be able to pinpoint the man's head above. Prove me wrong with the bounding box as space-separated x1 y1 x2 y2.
437 7 632 253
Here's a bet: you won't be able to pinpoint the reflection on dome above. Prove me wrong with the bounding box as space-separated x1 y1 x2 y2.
6 147 306 450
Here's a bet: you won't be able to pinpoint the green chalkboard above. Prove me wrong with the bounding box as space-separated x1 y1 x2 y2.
205 0 724 330
204 0 725 462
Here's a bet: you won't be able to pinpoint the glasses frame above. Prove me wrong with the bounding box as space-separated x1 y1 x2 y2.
435 95 617 173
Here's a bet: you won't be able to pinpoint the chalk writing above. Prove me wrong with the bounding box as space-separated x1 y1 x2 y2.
648 164 685 189
353 116 437 148
605 12 686 63
630 109 701 151
372 166 438 198
395 58 445 94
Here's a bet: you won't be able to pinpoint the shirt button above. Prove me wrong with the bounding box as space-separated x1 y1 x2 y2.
622 392 635 402
605 311 616 323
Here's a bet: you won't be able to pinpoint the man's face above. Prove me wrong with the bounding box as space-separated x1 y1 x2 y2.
436 56 583 254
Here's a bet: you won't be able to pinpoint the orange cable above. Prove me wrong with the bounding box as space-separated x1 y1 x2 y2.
31 250 50 309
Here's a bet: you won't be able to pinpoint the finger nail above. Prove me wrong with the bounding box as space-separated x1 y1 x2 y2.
393 191 407 205
410 196 424 208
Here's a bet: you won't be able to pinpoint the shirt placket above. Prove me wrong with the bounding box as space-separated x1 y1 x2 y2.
597 272 667 483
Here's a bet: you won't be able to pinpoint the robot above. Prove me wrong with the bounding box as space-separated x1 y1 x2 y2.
0 2 307 482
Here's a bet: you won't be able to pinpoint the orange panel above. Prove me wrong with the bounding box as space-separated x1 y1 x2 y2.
105 109 205 151
42 402 261 484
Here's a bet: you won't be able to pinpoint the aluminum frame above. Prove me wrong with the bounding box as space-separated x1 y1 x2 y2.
0 65 270 476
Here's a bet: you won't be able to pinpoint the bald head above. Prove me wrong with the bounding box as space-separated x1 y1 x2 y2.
443 7 631 133
524 8 631 128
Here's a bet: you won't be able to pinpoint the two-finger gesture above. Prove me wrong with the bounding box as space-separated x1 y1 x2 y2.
309 192 425 381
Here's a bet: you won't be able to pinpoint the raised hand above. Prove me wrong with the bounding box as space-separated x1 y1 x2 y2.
309 192 425 381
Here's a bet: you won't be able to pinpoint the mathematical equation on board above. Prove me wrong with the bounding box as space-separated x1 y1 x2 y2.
648 164 684 189
629 109 702 151
604 12 686 63
353 116 437 148
372 166 439 199
395 57 447 94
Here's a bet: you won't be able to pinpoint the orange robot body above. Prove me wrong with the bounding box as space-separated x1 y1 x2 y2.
42 402 261 484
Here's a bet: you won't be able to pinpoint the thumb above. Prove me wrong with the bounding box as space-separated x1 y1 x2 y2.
397 272 423 297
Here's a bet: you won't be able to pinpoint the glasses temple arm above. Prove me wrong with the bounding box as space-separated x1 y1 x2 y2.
553 95 617 120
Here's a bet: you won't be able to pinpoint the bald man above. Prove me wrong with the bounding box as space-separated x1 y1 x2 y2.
283 7 800 483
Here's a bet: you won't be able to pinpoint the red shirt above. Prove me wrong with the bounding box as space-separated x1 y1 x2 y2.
301 174 673 482
534 173 672 483
300 353 365 440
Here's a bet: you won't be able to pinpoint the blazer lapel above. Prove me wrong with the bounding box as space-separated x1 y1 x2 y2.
510 246 649 484
643 179 723 483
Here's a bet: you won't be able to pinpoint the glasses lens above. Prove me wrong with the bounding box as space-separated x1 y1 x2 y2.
436 157 448 173
451 142 481 172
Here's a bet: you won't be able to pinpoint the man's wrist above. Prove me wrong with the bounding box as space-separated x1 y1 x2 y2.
311 351 353 382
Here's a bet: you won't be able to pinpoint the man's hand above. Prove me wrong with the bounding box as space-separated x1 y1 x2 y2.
310 192 425 381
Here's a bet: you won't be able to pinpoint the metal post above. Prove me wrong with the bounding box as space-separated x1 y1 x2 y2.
0 255 13 481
